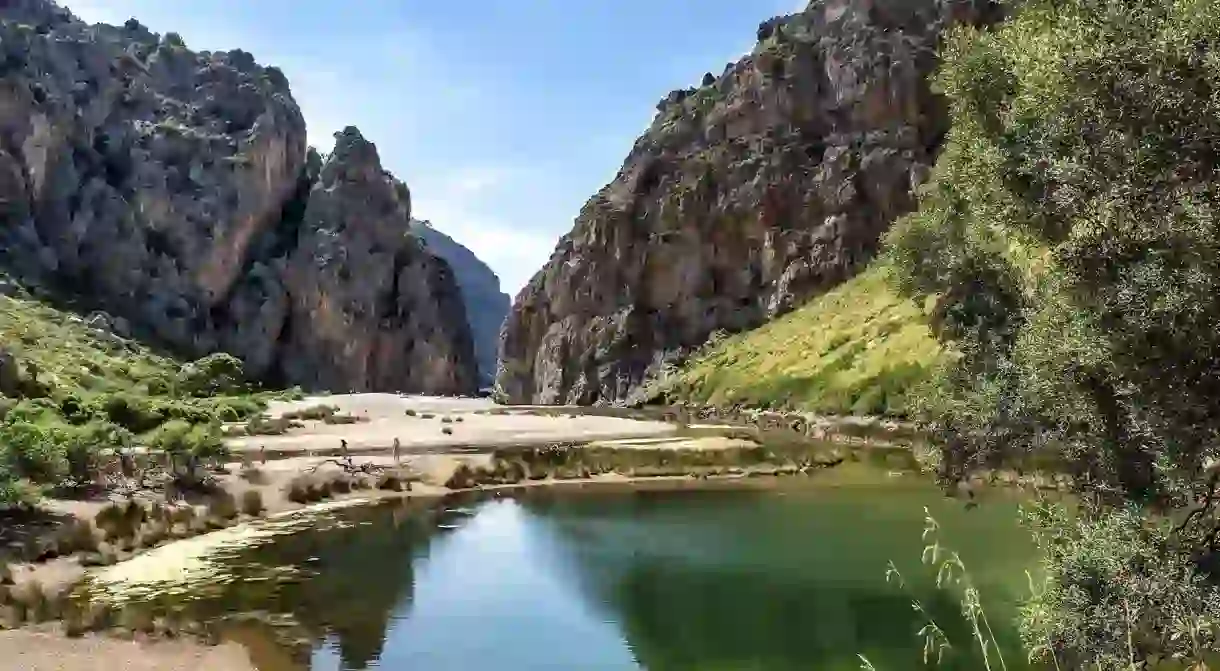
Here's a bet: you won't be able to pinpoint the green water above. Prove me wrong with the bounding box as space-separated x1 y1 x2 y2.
119 469 1041 670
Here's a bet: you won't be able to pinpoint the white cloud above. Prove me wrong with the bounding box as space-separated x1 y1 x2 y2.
409 164 558 296
412 198 556 298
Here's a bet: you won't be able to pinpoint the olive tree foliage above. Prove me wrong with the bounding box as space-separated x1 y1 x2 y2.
888 0 1220 504
884 0 1220 665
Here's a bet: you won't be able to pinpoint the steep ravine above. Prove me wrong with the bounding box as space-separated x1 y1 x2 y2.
410 219 511 388
0 0 479 394
497 0 999 405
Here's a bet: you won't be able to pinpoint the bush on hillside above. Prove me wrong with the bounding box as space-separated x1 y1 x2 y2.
101 393 165 433
0 422 68 484
64 420 132 486
177 353 245 397
0 478 41 509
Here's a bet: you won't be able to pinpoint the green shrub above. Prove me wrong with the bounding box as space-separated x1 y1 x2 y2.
0 422 67 484
881 0 1220 666
239 489 264 516
322 413 361 425
215 404 240 423
58 519 99 554
1021 502 1220 669
64 420 131 486
102 393 164 433
56 393 92 424
177 353 245 397
144 376 173 395
246 416 292 436
2 399 56 425
0 478 40 508
282 404 337 421
206 490 238 520
148 420 226 462
209 396 262 422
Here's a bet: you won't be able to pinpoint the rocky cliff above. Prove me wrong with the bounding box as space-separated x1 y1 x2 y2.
409 219 510 387
0 0 478 393
497 0 999 405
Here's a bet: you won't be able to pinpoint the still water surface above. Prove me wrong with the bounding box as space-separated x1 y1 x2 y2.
135 470 1040 670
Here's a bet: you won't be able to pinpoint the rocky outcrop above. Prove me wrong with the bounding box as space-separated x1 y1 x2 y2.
498 0 1000 405
271 129 477 393
0 0 478 393
409 219 510 387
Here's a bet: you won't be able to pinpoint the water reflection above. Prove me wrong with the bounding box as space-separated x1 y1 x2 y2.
525 484 1034 670
103 477 1038 670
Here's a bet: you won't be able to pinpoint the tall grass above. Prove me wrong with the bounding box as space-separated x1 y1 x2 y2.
660 264 944 417
859 508 1040 671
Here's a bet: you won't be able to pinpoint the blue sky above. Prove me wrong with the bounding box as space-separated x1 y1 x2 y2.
69 1 805 296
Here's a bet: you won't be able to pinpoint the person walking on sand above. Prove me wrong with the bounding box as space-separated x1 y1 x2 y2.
393 437 401 465
340 439 349 460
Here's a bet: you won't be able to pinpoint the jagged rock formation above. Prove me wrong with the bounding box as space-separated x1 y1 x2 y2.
0 0 478 393
498 0 1000 405
270 128 477 393
409 219 510 387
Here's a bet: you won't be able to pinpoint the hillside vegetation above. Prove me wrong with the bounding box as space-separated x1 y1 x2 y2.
0 287 291 505
661 264 944 417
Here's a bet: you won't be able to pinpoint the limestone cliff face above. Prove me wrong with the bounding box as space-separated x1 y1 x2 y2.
409 219 510 387
273 129 478 394
498 0 999 405
0 0 478 393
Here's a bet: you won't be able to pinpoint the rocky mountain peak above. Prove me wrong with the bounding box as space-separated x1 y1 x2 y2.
0 0 479 394
497 0 998 405
324 126 394 186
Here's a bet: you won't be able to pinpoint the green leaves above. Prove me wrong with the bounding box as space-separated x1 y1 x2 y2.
887 0 1220 665
888 0 1220 501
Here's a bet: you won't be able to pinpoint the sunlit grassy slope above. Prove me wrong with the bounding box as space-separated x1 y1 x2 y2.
665 263 945 417
0 292 181 396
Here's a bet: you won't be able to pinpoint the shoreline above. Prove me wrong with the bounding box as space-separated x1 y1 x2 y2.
2 469 866 671
0 394 1060 671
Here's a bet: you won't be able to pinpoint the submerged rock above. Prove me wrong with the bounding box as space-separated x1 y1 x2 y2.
497 0 1001 405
